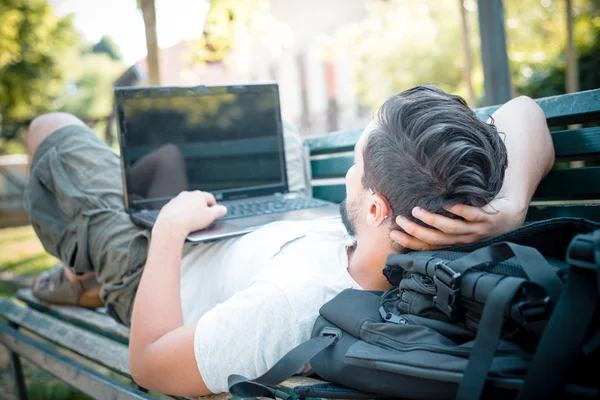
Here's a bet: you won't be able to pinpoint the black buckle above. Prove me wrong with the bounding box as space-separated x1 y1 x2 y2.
517 296 551 323
433 261 462 319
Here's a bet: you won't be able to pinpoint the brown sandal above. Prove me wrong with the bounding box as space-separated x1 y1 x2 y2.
32 264 103 308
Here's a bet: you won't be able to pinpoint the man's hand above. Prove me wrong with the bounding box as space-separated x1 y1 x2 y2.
390 198 526 251
155 191 227 237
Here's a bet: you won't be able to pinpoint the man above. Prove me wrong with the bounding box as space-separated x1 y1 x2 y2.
24 86 553 396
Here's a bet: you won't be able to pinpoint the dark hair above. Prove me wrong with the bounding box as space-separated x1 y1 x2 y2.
362 85 507 232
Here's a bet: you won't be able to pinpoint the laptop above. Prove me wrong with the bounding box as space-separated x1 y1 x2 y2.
114 83 340 242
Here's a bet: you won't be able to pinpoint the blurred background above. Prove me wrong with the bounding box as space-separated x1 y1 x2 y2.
0 0 598 397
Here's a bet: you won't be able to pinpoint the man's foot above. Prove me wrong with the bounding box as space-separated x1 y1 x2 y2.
32 265 104 308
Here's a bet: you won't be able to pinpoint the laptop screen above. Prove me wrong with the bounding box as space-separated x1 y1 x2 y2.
115 84 288 211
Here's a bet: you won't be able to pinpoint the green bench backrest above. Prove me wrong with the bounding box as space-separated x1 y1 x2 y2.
305 89 600 221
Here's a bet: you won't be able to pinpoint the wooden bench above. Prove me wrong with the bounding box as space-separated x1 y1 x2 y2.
1 88 600 399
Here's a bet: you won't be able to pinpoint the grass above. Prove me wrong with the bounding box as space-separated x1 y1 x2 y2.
0 224 91 399
0 225 58 293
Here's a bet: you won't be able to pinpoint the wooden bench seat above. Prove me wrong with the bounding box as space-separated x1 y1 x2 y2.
1 88 600 399
0 289 327 399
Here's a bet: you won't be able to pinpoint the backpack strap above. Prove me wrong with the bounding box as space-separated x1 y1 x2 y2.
448 242 563 400
516 231 600 399
228 329 340 399
455 277 524 400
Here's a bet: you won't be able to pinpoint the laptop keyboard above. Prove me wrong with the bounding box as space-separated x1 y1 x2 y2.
218 197 330 221
135 197 331 224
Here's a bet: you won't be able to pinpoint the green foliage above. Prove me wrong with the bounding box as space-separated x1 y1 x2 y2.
326 0 599 109
56 52 124 118
0 0 125 154
0 0 124 122
505 0 599 97
192 0 292 63
0 0 81 120
328 0 475 108
91 35 122 61
517 15 600 98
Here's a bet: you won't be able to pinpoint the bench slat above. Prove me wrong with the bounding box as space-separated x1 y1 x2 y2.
311 155 353 179
311 167 600 203
0 298 130 376
0 322 151 400
534 167 600 200
305 130 362 155
552 127 600 159
312 184 346 204
527 204 600 221
307 91 600 156
309 128 600 180
311 179 600 222
16 289 130 345
475 89 600 126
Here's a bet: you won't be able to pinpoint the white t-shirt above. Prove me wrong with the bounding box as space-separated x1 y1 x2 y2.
178 217 361 393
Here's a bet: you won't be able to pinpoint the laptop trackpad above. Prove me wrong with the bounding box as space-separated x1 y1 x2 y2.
227 214 278 228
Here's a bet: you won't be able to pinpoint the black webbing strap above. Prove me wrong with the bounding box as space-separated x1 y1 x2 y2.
228 333 338 399
582 330 600 356
456 278 523 400
516 232 600 399
448 242 563 303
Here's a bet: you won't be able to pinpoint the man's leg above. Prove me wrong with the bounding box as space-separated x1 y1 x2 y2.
26 112 85 160
24 113 149 326
27 113 102 299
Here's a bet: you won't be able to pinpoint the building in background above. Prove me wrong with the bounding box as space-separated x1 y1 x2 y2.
116 0 370 136
233 0 370 135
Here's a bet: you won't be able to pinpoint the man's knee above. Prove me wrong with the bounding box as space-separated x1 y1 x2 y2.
26 112 85 159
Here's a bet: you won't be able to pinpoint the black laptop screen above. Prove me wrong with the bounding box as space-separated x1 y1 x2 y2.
116 85 287 210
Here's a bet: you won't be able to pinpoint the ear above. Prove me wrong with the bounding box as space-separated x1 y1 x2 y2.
366 193 392 227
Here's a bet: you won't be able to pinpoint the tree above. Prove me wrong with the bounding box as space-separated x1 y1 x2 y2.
458 0 476 107
565 0 579 93
518 24 600 99
0 0 80 120
137 0 160 85
56 53 125 118
504 0 599 97
91 35 122 61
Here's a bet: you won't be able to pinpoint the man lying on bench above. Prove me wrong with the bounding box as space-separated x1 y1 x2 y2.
24 86 553 397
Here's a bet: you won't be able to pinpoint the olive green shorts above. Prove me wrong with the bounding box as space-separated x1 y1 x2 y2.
24 125 149 326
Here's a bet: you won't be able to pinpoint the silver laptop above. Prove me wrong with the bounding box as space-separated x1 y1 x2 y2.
114 83 340 242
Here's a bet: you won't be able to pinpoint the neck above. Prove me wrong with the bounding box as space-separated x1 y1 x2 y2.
347 235 394 291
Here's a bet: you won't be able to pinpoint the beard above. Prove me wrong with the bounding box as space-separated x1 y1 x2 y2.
340 198 359 238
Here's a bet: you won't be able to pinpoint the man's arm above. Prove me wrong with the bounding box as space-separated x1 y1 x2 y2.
129 191 226 396
390 96 554 250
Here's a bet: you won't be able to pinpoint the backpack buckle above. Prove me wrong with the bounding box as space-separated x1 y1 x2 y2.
433 261 462 319
517 296 551 323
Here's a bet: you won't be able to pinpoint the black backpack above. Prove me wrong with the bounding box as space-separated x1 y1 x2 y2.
228 218 600 399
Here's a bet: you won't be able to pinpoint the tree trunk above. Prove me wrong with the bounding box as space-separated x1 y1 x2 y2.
565 0 579 94
458 0 476 107
140 0 161 85
566 0 582 168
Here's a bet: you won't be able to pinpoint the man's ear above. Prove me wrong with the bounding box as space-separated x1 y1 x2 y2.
366 194 392 227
